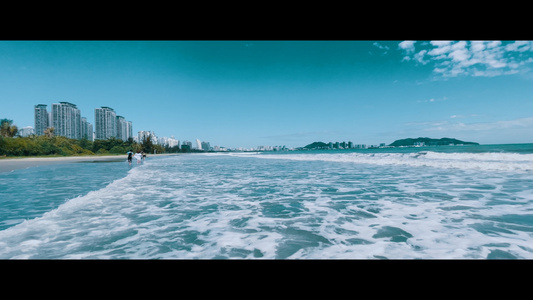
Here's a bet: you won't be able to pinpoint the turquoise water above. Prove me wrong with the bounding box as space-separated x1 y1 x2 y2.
1 144 532 259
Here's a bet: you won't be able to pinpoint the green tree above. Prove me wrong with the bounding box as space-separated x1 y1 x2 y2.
141 135 154 154
0 119 18 137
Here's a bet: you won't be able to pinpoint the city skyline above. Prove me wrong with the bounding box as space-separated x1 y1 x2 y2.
2 41 533 148
30 101 210 149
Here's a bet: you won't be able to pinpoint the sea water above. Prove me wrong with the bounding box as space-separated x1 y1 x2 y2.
1 144 532 259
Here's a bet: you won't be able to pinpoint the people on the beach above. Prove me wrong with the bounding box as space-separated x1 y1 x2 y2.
134 151 143 164
127 150 133 164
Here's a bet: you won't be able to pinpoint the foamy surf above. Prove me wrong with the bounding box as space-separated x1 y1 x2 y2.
1 146 533 259
234 150 533 172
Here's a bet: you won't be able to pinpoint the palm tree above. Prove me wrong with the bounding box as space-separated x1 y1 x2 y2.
44 127 55 138
0 119 18 137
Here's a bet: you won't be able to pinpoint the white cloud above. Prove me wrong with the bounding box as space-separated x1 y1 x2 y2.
417 96 447 103
505 41 531 52
373 42 390 55
398 40 533 78
398 41 416 53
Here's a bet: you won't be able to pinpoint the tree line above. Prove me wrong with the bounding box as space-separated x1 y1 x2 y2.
0 118 171 157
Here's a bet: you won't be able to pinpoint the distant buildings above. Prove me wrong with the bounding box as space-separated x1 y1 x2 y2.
81 117 93 140
34 102 93 140
138 130 157 144
181 140 192 150
34 104 49 136
158 136 179 148
94 106 116 140
196 139 202 150
32 102 132 142
52 102 81 139
18 126 35 137
116 115 133 141
94 107 132 141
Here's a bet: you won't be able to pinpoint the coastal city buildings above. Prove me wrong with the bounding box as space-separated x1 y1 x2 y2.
195 139 202 150
18 126 35 137
29 102 380 152
34 104 49 136
158 136 179 148
32 103 132 142
34 102 92 140
94 106 116 140
138 130 157 144
52 102 81 139
116 115 133 141
94 106 133 141
81 117 93 140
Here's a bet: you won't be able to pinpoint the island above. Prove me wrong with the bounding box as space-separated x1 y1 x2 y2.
388 137 479 147
302 142 330 150
298 137 479 150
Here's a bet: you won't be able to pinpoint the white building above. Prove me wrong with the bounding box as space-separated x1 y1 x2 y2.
158 136 179 148
80 117 93 141
95 106 117 140
52 102 81 139
138 130 158 144
19 126 35 137
34 104 49 136
116 116 133 141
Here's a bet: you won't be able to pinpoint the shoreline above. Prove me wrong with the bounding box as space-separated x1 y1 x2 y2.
0 153 179 173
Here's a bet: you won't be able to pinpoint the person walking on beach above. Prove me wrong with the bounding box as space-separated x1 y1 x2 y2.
134 151 143 164
127 150 133 165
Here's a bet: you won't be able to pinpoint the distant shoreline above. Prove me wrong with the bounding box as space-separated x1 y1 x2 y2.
0 153 179 173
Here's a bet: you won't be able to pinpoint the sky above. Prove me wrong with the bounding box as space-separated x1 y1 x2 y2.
1 40 533 148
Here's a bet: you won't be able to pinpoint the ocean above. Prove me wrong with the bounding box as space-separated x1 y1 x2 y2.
1 144 533 259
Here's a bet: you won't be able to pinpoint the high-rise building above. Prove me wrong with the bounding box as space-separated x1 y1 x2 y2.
116 115 126 141
126 120 132 141
95 106 117 140
80 117 93 141
181 140 192 150
138 130 157 144
52 102 81 139
201 141 211 151
34 104 49 136
116 116 133 141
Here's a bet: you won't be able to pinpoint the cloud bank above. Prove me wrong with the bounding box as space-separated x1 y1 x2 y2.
398 40 533 78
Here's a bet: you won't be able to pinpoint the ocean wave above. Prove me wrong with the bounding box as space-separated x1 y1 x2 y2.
236 151 533 172
2 154 533 259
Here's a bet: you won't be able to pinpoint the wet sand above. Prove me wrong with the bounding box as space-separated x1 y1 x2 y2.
0 153 181 173
0 155 125 173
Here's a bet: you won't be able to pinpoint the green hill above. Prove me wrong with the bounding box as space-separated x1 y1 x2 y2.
302 141 329 149
389 137 479 147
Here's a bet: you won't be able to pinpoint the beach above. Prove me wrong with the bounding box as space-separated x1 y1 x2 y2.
0 155 126 173
0 153 182 173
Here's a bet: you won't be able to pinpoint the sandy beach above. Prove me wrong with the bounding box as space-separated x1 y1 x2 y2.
0 153 182 173
0 155 126 173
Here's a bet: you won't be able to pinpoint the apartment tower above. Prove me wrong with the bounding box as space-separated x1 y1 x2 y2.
95 106 117 140
34 104 49 136
52 102 81 139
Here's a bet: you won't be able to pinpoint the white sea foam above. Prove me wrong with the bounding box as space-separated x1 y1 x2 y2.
233 151 533 172
1 154 532 259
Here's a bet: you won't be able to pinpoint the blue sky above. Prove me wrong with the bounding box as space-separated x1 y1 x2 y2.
2 40 533 148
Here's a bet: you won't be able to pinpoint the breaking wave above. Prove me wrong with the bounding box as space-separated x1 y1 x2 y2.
234 151 533 172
